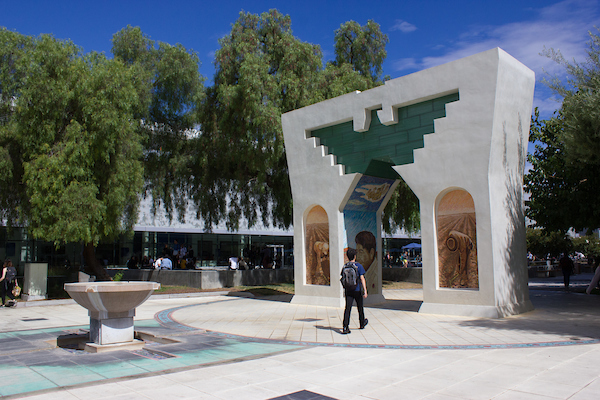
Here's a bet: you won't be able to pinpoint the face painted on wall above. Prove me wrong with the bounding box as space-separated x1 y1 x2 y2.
356 243 375 270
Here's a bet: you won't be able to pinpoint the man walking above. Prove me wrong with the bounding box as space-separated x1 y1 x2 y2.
559 253 574 290
342 248 368 334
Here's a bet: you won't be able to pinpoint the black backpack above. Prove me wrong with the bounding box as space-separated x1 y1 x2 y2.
5 266 16 283
341 262 359 291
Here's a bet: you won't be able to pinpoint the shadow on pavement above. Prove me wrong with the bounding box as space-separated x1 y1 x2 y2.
369 299 423 312
457 287 600 341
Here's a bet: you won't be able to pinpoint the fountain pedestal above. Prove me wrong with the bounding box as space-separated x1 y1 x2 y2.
64 281 160 352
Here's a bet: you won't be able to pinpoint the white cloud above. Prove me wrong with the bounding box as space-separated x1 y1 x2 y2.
394 0 600 79
393 57 419 71
392 0 600 116
321 49 332 61
533 89 562 117
391 20 417 33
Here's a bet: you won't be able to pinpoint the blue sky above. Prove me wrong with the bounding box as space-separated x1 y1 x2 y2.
2 0 599 118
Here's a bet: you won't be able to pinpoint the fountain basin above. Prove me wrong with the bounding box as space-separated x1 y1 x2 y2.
64 281 160 350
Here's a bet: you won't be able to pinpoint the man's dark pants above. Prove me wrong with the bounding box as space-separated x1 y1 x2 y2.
343 290 365 328
563 269 572 288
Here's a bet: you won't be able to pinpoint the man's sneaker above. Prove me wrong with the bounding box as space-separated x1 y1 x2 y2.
360 319 369 329
342 327 351 334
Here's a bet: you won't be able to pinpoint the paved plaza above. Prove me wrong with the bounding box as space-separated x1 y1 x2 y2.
1 274 600 399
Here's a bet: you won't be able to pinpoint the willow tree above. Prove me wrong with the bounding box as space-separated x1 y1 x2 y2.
111 26 205 222
333 19 389 83
195 10 326 231
194 10 419 233
0 30 147 280
0 29 34 224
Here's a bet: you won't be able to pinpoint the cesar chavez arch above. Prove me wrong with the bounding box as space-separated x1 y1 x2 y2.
281 48 535 318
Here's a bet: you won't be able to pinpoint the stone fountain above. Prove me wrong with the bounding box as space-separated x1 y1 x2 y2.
64 281 160 352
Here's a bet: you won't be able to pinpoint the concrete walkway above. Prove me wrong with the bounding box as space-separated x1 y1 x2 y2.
0 274 599 399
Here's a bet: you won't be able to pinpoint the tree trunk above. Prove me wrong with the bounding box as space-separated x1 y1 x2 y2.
82 242 112 281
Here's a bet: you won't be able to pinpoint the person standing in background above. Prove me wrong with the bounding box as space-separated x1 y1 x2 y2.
0 259 17 307
559 253 574 290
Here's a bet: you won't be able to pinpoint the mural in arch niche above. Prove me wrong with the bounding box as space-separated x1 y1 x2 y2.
437 190 479 289
305 206 330 285
343 175 396 295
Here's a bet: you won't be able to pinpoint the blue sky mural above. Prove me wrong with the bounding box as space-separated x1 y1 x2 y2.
344 176 396 213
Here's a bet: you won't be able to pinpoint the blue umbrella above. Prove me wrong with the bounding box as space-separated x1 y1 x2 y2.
402 243 421 250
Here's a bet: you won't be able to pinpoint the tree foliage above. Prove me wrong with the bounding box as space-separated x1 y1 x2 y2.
0 30 147 279
382 179 420 234
333 20 388 83
195 10 403 232
111 26 205 221
526 227 572 258
197 10 324 230
0 29 34 223
543 29 600 164
1 10 419 265
525 110 600 232
526 29 600 232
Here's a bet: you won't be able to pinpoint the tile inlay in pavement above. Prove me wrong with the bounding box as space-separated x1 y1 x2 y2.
0 322 303 397
0 276 599 399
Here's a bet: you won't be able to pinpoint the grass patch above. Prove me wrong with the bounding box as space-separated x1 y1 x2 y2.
155 283 295 296
382 280 423 289
154 285 207 294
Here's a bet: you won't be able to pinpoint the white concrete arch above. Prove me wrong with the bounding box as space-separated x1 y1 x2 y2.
282 48 535 316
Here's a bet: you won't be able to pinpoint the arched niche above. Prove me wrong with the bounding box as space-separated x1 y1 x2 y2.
305 205 330 285
436 189 479 289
